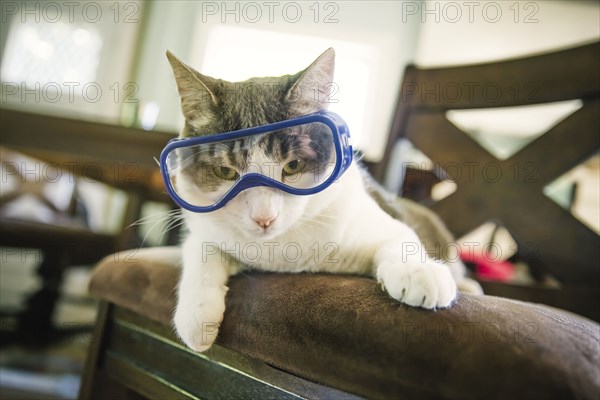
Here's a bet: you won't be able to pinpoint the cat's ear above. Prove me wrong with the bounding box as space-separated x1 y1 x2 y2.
286 48 335 114
166 50 218 129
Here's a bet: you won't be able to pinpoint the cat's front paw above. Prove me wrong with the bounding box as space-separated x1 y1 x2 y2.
173 289 226 352
377 259 457 309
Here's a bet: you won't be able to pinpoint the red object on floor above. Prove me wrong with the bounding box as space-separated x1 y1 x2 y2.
460 250 515 282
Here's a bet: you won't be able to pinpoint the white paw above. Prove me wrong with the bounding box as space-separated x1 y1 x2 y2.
173 288 226 352
377 259 457 309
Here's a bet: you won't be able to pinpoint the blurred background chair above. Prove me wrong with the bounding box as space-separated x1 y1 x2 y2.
0 108 176 345
371 41 600 321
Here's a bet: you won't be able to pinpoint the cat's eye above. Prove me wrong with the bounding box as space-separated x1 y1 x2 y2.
282 159 306 176
213 166 239 181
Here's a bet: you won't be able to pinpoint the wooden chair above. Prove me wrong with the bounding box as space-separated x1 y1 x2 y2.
372 42 600 321
0 109 176 344
77 251 600 400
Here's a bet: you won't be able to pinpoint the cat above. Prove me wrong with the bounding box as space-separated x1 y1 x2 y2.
165 48 482 352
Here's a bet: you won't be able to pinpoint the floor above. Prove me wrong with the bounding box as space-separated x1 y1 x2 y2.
0 256 97 400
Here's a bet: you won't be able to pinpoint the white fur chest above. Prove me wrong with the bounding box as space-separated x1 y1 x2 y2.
187 216 376 276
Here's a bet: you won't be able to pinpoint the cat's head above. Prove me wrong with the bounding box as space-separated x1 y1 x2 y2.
166 49 337 240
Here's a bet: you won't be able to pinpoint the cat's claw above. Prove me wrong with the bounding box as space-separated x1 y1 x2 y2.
377 259 457 309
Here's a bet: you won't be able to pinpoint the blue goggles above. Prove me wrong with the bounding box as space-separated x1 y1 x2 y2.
160 111 353 213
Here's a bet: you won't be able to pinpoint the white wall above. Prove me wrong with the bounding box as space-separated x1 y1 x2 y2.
415 0 599 66
131 1 199 133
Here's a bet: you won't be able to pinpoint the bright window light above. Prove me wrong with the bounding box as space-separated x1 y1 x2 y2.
198 25 378 150
1 21 103 86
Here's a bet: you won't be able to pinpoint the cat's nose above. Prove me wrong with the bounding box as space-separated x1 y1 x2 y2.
253 216 276 229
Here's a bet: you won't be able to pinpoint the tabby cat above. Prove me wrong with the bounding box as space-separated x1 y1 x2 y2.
164 48 482 352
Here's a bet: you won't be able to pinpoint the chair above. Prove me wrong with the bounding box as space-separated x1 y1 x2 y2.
79 250 599 399
0 109 175 344
372 41 600 321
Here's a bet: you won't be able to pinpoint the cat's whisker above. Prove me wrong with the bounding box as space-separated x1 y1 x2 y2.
158 215 186 238
138 211 185 246
128 210 184 247
139 218 168 246
293 216 337 240
136 209 181 219
158 220 186 243
297 212 338 227
128 211 180 229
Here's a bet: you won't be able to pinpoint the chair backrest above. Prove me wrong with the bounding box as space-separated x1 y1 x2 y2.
376 42 599 287
0 108 177 248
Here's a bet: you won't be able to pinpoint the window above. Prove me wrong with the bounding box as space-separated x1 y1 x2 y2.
0 1 142 123
2 21 103 86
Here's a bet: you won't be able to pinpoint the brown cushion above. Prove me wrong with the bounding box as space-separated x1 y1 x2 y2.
90 251 600 400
